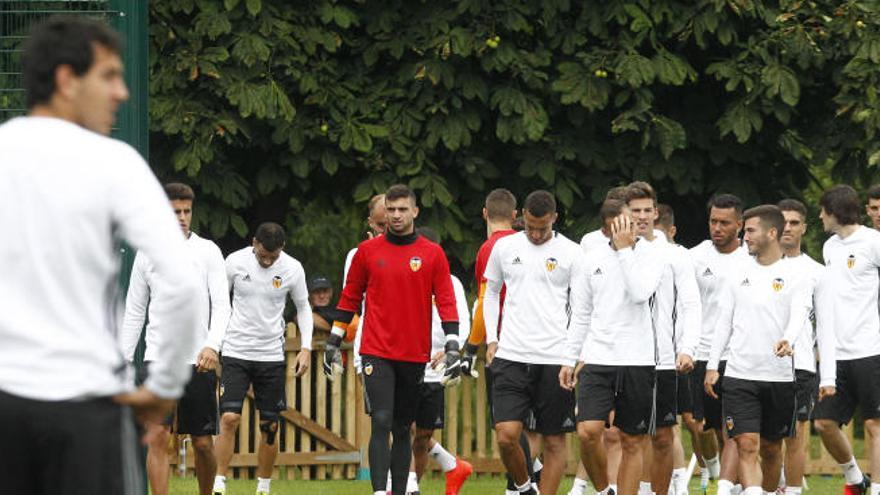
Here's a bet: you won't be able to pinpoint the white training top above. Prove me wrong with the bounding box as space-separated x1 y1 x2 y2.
120 232 230 364
820 226 880 361
568 238 663 366
708 257 812 382
786 253 824 373
484 232 585 366
580 228 666 253
224 247 313 361
690 240 751 360
424 275 471 383
0 116 198 401
651 240 702 369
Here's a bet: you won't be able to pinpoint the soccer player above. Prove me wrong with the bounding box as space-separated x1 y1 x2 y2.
121 182 230 495
813 184 880 495
776 199 829 495
704 205 813 495
626 183 701 495
690 194 751 495
563 198 663 495
213 222 314 495
0 17 198 494
324 184 461 495
866 185 880 230
484 190 582 495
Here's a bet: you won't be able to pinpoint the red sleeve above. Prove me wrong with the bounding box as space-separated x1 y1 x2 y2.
337 244 368 313
432 245 458 323
474 242 489 287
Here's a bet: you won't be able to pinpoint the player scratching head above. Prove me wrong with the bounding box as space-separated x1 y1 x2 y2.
164 182 194 238
252 222 286 268
523 190 557 245
742 205 785 263
599 198 629 239
385 184 419 236
707 193 744 253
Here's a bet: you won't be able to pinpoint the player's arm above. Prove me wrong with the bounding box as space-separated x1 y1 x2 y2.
482 247 504 358
120 253 149 362
616 241 664 303
453 277 471 345
814 267 837 394
561 254 591 391
324 248 366 379
778 275 812 355
467 282 487 347
705 283 734 399
432 248 462 386
203 244 231 354
290 269 314 376
673 255 701 369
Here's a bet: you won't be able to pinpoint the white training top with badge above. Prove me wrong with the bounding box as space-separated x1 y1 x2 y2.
120 232 231 364
786 253 824 373
580 228 666 254
424 275 471 383
224 247 313 361
568 238 663 366
690 240 751 361
651 240 702 370
484 232 584 366
708 257 812 382
821 226 880 361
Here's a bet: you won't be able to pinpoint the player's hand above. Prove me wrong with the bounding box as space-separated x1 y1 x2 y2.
818 385 837 402
559 365 577 391
704 369 720 399
322 333 344 381
774 339 793 357
611 214 636 251
440 340 462 387
114 386 175 442
460 342 480 378
430 351 445 369
486 342 498 365
196 347 219 372
294 349 311 377
676 353 695 374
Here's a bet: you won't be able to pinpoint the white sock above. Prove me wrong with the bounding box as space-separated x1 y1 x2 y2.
638 481 653 495
429 442 458 472
256 477 271 493
671 468 687 493
739 488 761 495
784 487 802 495
840 456 865 485
732 483 743 495
533 457 543 472
568 477 589 495
386 471 393 492
704 455 721 479
374 492 386 495
598 486 615 495
610 484 618 494
871 482 880 495
717 479 735 495
505 491 520 495
213 475 226 490
778 465 786 488
406 471 419 493
700 468 710 487
516 479 533 493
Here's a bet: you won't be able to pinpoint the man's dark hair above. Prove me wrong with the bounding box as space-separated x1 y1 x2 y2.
867 184 880 201
416 226 439 244
255 222 286 251
164 182 194 202
22 16 122 109
656 204 675 228
485 188 517 221
385 184 417 204
626 181 657 204
777 198 807 219
523 190 556 217
820 185 861 226
605 186 629 201
600 199 627 222
706 193 744 218
743 205 785 240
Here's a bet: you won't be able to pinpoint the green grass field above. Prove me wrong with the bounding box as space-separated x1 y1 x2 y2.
168 474 846 494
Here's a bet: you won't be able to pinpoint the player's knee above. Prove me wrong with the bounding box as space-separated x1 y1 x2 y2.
813 418 837 435
221 412 241 430
542 434 566 454
191 435 214 456
259 411 280 446
577 422 603 444
735 434 759 455
652 428 674 451
148 426 172 451
371 409 394 433
759 440 782 460
619 432 643 454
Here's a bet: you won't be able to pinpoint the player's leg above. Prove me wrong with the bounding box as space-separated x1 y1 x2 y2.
412 426 433 480
761 380 797 492
615 366 654 495
145 424 172 495
576 365 616 492
784 370 817 494
251 360 286 494
176 367 219 495
486 361 526 494
362 356 397 494
491 358 533 491
693 361 720 480
390 360 425 495
215 357 251 494
650 369 678 495
191 435 217 495
532 364 575 495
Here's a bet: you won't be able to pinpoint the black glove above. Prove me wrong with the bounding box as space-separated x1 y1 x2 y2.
322 332 344 381
460 342 479 378
440 340 462 387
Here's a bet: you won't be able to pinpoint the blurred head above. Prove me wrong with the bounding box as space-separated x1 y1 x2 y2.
706 194 743 249
367 194 387 236
866 185 880 229
522 190 557 245
626 181 657 238
384 184 418 235
252 222 286 268
820 185 860 232
308 276 333 307
777 199 807 252
23 16 128 135
605 186 629 201
656 203 676 243
483 188 517 224
164 182 194 237
600 199 629 238
743 205 784 256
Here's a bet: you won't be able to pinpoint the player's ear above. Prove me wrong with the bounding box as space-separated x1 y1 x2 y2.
412 206 419 219
482 207 488 221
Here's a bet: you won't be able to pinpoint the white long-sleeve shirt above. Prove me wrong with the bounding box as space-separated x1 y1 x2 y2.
690 240 751 360
0 116 198 401
580 228 666 253
224 247 313 361
120 232 230 363
786 253 824 373
708 257 812 382
820 226 880 360
651 241 702 369
567 238 663 366
813 267 838 388
424 275 471 383
484 232 585 366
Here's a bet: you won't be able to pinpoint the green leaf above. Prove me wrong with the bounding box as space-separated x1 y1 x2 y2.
652 115 687 159
290 157 310 178
352 127 373 153
224 0 240 11
230 214 248 237
762 65 800 106
718 102 763 143
321 151 339 175
245 0 261 16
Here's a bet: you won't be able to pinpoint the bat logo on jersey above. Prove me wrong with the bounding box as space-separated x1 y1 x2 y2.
545 257 558 272
409 256 422 272
772 278 784 292
848 254 856 269
364 364 374 376
272 275 282 289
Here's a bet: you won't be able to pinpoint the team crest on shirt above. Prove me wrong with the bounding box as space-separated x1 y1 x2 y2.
848 254 856 269
272 275 282 289
772 278 784 292
364 364 374 376
219 384 225 396
545 257 558 272
409 256 422 272
726 416 735 432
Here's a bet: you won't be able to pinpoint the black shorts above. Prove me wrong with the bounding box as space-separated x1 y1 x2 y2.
656 369 678 427
722 376 795 441
577 364 654 436
693 360 726 431
0 389 143 495
489 358 575 435
219 356 286 415
813 355 880 425
138 363 218 435
794 370 818 422
362 355 425 426
415 382 445 430
677 371 694 415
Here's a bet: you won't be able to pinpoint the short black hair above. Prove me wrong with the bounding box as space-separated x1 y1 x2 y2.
867 184 880 201
820 185 861 226
416 226 439 243
707 193 744 218
523 190 556 217
743 205 785 239
254 222 286 251
23 16 123 109
164 183 194 202
385 184 417 205
656 204 675 228
600 199 627 222
485 188 517 221
777 198 807 219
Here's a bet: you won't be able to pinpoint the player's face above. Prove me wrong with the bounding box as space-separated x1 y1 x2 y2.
819 207 838 233
867 198 880 229
368 205 387 236
70 44 129 136
385 197 418 235
523 210 556 245
709 207 742 248
170 199 193 237
628 198 657 238
743 217 773 255
252 240 282 268
309 288 332 307
780 210 806 251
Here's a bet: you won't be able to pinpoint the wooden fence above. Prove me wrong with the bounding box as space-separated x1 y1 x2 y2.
167 325 871 479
